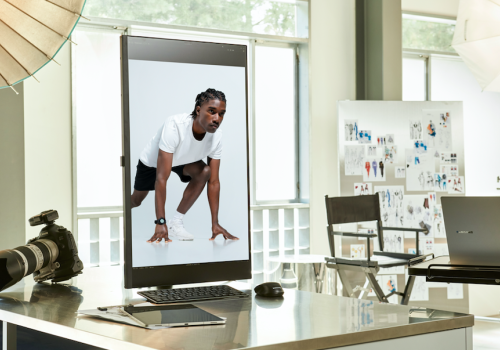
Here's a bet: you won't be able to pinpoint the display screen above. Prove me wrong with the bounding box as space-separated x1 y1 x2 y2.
121 36 251 287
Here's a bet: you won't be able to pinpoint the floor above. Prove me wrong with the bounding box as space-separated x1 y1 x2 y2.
474 319 500 350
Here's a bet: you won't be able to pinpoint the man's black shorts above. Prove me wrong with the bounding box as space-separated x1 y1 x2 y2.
134 160 198 191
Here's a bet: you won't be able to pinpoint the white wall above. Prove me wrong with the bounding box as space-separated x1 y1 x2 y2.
24 45 73 241
309 0 356 255
402 0 459 18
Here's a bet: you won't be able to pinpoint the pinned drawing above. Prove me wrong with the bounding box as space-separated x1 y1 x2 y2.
363 157 386 182
350 244 366 258
403 194 434 237
433 205 447 238
406 272 429 301
434 173 448 192
413 140 429 154
354 183 373 196
367 145 377 156
381 275 399 304
448 176 465 194
405 149 435 191
410 120 423 139
386 134 395 145
358 130 372 144
441 165 459 177
375 186 404 228
395 166 406 178
344 119 359 141
384 145 397 164
345 145 365 176
422 109 452 152
376 136 387 147
447 284 464 299
383 231 404 253
440 152 458 164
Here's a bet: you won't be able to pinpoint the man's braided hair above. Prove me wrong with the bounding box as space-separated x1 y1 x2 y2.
190 88 226 119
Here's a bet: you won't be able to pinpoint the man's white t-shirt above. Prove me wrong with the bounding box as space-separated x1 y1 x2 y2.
140 113 222 168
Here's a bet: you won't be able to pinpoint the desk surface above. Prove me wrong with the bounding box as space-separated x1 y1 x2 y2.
0 266 473 350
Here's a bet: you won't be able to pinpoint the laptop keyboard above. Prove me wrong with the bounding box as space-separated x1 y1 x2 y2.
138 285 249 304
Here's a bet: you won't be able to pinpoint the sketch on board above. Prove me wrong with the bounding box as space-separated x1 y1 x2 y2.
405 149 435 191
440 152 458 164
403 194 434 237
381 275 399 304
376 136 387 147
433 173 448 192
350 244 366 258
345 145 365 176
358 130 372 144
433 205 446 238
410 120 423 139
386 134 395 145
422 109 452 152
354 183 373 196
363 157 386 182
406 272 429 301
367 145 377 156
434 243 449 257
384 146 398 164
440 165 459 177
383 231 404 253
413 139 429 154
448 176 465 194
375 186 404 228
428 192 437 207
345 119 359 141
395 166 406 178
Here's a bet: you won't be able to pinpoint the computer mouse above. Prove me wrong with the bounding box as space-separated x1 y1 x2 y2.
254 282 284 297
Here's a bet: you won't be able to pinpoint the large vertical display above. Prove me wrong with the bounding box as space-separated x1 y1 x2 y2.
121 36 251 288
338 101 468 312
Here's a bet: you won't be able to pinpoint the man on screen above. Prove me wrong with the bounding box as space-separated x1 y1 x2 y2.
131 88 239 243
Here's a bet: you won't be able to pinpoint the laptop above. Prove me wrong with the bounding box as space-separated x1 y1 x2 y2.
442 197 500 266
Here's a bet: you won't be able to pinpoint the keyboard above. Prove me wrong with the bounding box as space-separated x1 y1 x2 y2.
138 285 249 304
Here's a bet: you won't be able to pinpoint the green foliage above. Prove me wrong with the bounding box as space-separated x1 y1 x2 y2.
402 19 456 53
83 0 296 36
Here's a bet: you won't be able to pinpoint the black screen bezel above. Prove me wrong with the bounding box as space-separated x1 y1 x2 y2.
120 35 251 289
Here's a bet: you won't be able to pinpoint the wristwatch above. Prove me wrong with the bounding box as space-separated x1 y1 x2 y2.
155 217 166 225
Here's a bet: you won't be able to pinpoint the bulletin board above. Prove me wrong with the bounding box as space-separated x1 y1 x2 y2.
337 101 468 313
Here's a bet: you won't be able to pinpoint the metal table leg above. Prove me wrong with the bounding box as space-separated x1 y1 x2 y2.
312 262 326 293
3 322 17 350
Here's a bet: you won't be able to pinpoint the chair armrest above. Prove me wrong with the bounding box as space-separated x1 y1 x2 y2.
332 231 377 238
408 253 435 266
382 226 428 233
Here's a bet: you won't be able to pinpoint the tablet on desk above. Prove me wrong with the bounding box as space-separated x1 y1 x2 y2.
123 304 226 328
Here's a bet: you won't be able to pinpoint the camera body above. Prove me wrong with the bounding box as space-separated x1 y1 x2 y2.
28 210 83 283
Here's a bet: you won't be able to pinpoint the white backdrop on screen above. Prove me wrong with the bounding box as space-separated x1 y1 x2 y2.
128 60 249 268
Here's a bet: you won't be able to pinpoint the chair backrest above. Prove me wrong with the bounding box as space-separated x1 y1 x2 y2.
325 194 384 251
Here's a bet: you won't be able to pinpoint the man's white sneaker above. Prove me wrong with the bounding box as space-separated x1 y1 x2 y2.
167 220 194 241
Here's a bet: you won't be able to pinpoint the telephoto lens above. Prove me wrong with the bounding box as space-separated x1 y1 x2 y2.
0 210 83 292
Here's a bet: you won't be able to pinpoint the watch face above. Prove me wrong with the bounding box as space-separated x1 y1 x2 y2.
159 218 165 224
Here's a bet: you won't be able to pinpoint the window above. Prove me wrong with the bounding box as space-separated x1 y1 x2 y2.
254 44 298 202
83 0 309 38
402 55 427 101
402 14 456 53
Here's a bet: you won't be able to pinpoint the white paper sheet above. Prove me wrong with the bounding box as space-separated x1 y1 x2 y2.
395 166 406 178
378 266 405 275
406 272 429 301
405 149 436 191
383 145 398 164
433 205 447 238
345 145 365 175
359 130 372 144
344 119 359 141
382 231 404 253
422 109 452 152
447 176 465 194
375 186 405 228
376 135 387 147
387 134 395 145
350 244 366 258
381 275 399 304
440 164 459 177
354 183 373 196
367 145 377 156
447 284 464 299
433 243 449 258
409 120 423 139
433 173 448 192
402 194 434 237
440 152 458 164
